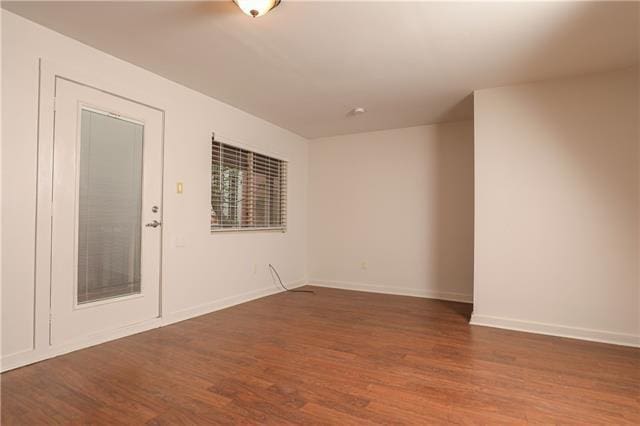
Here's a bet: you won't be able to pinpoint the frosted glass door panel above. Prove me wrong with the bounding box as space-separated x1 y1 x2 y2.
77 109 144 304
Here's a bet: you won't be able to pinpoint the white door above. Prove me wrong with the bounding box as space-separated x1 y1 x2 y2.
50 78 163 346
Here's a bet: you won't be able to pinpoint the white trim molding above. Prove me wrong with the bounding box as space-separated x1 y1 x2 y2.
470 313 640 348
162 280 306 325
1 280 307 373
1 318 163 373
309 280 473 303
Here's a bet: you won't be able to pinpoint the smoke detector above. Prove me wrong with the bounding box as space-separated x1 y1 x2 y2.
349 107 366 116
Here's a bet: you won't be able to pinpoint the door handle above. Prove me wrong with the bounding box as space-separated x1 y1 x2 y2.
145 220 162 228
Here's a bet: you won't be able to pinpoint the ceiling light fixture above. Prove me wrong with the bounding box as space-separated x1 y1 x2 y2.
233 0 281 18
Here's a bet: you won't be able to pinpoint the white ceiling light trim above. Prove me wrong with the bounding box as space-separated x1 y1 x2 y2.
233 0 281 18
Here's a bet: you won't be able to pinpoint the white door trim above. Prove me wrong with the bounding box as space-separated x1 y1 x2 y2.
4 58 168 372
51 80 163 345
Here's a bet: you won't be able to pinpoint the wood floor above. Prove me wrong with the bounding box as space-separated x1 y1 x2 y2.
2 286 639 424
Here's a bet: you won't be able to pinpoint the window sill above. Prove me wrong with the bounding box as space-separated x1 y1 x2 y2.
210 227 286 233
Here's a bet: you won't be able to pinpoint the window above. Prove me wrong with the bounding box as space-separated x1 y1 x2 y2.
211 137 287 231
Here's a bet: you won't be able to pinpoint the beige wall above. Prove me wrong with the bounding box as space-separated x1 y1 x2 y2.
472 67 639 346
308 122 474 302
1 11 309 367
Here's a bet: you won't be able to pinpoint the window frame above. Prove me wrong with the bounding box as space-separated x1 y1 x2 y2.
210 136 287 233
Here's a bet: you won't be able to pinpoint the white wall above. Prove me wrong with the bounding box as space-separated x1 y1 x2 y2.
308 122 474 302
1 11 308 364
472 67 640 346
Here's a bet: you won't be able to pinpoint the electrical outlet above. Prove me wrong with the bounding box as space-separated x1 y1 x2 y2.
253 264 257 274
361 261 367 271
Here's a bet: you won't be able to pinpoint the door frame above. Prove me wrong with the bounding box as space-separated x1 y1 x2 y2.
3 58 168 371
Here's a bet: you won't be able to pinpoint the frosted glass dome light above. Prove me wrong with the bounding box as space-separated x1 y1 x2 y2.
233 0 281 18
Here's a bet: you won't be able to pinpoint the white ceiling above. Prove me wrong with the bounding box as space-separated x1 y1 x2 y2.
4 1 639 138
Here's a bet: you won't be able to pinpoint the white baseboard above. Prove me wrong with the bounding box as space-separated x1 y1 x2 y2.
309 279 473 303
1 317 164 372
162 280 306 325
470 313 640 348
1 280 306 373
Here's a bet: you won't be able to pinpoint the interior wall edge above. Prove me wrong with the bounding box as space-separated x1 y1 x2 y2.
161 279 307 325
308 119 475 143
473 64 639 96
0 279 307 373
470 314 640 348
308 280 473 304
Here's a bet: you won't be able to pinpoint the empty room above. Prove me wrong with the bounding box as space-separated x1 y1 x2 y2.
1 0 638 424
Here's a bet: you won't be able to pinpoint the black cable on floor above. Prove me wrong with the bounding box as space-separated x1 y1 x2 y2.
269 264 315 294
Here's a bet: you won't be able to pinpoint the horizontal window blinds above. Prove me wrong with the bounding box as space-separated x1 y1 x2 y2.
211 138 287 231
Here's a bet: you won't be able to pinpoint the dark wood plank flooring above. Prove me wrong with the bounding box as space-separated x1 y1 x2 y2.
2 286 639 424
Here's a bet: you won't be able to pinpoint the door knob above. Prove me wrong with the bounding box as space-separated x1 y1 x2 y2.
145 220 162 228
